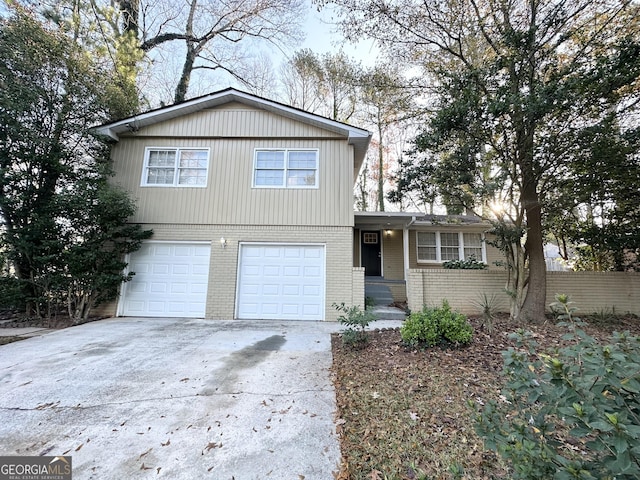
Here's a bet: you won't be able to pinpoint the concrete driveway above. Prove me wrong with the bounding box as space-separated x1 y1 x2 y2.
0 317 365 479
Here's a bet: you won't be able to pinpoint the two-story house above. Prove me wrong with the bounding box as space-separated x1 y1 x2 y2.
97 88 634 320
96 88 371 321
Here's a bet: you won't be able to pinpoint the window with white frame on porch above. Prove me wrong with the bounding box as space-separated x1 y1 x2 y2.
416 232 485 263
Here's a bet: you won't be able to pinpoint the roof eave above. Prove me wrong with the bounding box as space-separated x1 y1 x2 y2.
94 89 372 146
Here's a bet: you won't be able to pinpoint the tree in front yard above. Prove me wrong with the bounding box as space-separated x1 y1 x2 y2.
61 173 153 322
323 0 640 321
0 8 151 321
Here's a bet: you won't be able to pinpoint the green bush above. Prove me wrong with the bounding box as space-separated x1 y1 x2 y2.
0 276 25 309
333 302 378 348
400 300 473 347
475 295 640 479
442 255 487 269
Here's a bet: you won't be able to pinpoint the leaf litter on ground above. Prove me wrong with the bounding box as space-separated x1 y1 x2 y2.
331 313 640 480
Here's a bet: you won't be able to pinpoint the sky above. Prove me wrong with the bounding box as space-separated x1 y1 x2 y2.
138 1 379 105
297 2 379 66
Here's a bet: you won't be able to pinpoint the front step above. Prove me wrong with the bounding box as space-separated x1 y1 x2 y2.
370 305 407 321
365 284 394 305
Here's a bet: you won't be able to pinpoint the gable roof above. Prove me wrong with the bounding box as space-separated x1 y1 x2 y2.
95 88 372 168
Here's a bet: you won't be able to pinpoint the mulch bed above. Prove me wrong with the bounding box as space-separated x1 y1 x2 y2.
0 309 102 329
331 313 640 480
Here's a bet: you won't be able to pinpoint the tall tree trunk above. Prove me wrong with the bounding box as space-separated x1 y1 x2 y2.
174 0 198 103
519 176 547 322
377 118 385 211
117 0 139 37
175 45 197 103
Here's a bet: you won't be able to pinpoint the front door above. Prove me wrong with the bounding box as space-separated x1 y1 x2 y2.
361 231 381 277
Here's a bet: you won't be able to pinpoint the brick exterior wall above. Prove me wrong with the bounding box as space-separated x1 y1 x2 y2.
108 224 356 321
352 267 365 308
388 284 408 303
408 269 640 315
382 230 404 280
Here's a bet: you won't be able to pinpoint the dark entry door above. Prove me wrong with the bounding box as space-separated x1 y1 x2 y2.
361 231 381 277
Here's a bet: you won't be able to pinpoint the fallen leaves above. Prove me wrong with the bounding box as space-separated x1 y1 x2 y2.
203 441 222 453
331 316 513 480
333 314 640 479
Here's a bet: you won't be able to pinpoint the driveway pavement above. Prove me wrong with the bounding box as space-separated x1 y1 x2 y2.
0 317 401 479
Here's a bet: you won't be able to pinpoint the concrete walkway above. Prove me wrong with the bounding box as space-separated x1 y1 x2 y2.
0 317 401 479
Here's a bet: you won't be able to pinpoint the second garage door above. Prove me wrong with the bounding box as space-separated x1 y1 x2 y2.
236 244 325 320
119 242 211 318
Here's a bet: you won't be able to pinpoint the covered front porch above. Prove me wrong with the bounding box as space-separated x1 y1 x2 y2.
353 211 491 304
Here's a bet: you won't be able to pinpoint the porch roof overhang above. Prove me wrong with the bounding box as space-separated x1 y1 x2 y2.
354 211 490 230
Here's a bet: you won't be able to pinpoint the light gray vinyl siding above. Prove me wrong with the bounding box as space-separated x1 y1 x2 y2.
111 106 355 227
136 102 341 139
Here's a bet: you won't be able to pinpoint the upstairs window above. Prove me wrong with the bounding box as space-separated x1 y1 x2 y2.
417 231 485 263
142 148 209 187
253 149 318 188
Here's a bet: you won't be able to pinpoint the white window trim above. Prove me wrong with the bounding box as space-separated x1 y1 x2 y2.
416 231 486 264
252 148 319 189
141 147 210 187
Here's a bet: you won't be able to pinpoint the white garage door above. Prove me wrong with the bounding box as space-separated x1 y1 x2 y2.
237 244 325 320
120 242 211 318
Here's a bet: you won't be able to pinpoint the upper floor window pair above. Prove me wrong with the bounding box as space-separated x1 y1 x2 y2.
141 147 319 188
142 148 209 187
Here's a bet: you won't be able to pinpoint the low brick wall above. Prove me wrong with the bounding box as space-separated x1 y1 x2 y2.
407 269 640 316
352 267 365 308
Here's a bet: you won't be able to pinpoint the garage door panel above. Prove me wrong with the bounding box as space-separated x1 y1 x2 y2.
263 284 279 296
303 285 321 295
194 246 211 257
190 283 208 294
152 264 170 275
282 304 299 315
171 264 190 275
240 283 260 296
304 265 322 277
242 265 260 276
241 303 259 315
304 248 321 259
237 244 324 320
261 303 279 315
149 282 168 293
170 283 188 294
187 303 206 315
128 282 148 293
121 242 210 318
264 247 282 258
264 265 280 277
282 285 299 295
147 301 166 313
174 246 192 256
303 304 320 315
284 248 302 258
154 246 172 256
125 301 145 313
131 263 150 273
192 264 210 275
283 266 300 277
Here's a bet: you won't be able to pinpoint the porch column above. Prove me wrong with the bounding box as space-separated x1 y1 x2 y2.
403 227 409 281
